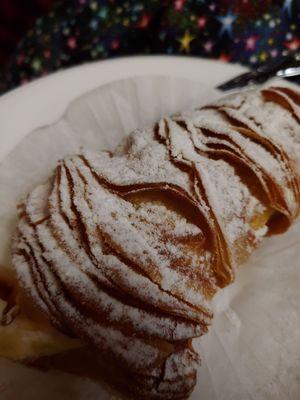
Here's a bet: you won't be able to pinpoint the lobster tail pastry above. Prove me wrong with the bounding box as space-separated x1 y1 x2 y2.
3 85 299 399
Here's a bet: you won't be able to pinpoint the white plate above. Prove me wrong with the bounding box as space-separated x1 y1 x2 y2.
0 56 246 162
2 57 300 400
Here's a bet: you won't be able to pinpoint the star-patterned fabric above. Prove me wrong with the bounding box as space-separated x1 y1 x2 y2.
1 0 300 92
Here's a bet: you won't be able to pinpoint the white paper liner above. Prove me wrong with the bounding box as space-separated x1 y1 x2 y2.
0 76 299 400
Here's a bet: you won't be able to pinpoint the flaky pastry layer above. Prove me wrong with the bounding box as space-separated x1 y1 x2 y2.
1 85 299 400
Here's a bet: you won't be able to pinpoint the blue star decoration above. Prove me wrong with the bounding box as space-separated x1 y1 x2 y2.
216 10 237 38
282 0 293 18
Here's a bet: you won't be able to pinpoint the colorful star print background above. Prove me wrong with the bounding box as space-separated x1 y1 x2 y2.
1 0 300 92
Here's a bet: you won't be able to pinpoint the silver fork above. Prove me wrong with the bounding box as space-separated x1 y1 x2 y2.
217 51 300 91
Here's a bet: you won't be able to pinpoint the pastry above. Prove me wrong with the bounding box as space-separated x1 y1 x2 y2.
1 85 299 399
